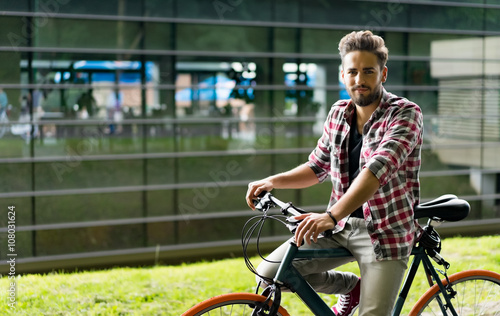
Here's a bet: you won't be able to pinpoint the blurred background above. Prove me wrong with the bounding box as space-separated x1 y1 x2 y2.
0 0 499 273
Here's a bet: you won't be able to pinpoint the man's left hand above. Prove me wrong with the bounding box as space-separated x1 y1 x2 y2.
293 213 336 247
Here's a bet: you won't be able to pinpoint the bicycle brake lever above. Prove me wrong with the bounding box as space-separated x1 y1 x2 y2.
284 202 304 234
252 191 270 211
286 223 298 234
253 199 262 210
285 216 303 235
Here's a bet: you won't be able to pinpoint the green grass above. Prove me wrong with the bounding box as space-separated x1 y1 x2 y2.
0 235 499 315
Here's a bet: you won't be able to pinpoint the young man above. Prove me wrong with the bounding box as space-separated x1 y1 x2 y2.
246 30 423 316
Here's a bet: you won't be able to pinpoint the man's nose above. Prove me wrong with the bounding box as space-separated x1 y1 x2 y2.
355 73 365 85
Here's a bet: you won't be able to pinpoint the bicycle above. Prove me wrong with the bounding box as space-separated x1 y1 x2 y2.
183 192 500 316
0 104 33 143
0 104 12 138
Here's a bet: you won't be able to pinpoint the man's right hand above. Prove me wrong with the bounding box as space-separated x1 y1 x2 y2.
246 179 274 210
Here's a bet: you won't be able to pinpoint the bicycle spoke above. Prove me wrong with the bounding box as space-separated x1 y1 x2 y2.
480 279 497 315
474 279 479 315
457 281 465 315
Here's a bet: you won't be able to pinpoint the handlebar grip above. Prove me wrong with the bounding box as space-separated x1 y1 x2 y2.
257 190 268 198
252 191 269 210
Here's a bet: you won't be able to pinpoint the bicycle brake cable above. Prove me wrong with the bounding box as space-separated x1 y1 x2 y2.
241 209 288 284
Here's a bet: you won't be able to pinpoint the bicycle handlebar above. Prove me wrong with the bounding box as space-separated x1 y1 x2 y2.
254 191 307 215
251 191 466 268
253 191 308 234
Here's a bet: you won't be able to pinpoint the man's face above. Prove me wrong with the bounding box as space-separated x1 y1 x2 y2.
341 50 387 107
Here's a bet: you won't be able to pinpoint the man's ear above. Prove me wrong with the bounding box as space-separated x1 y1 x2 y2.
382 66 388 83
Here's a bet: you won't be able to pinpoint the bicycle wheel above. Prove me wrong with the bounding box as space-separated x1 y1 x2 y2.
182 293 290 316
410 269 500 316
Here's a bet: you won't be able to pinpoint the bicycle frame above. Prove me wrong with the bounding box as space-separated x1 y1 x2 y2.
270 240 459 316
393 245 458 316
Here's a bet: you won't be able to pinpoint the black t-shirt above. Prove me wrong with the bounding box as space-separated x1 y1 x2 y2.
349 110 364 218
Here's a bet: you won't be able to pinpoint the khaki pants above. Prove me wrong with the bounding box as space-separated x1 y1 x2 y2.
256 217 408 316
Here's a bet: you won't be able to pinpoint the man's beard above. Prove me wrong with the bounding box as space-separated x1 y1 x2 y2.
348 85 382 107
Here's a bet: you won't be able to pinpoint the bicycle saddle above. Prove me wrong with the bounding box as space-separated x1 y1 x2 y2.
414 194 470 222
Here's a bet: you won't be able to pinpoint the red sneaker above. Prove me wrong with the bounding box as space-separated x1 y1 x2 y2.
332 278 361 316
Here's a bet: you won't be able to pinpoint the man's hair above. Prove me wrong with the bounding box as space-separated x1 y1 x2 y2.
338 30 389 69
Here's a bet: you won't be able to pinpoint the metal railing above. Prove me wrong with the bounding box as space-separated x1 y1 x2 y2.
1 115 499 273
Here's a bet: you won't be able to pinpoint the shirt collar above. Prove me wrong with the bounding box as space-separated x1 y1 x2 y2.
372 87 389 116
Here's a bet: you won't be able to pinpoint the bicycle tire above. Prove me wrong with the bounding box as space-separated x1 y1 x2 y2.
182 292 290 316
409 269 500 316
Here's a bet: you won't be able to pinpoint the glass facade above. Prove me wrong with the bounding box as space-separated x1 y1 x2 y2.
1 0 500 268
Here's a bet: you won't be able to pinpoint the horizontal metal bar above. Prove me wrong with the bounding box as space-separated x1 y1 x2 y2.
3 44 500 60
421 140 500 150
2 111 500 126
0 210 253 232
0 159 498 198
0 235 287 267
3 0 499 24
3 49 500 64
434 217 500 228
0 83 425 91
1 219 498 274
0 167 497 202
0 83 327 91
0 204 327 233
1 140 498 164
2 8 500 37
0 147 313 164
0 115 319 126
0 189 495 233
422 114 498 120
0 45 342 59
3 83 500 91
0 112 499 127
420 169 473 177
356 0 500 9
421 168 500 177
0 180 254 198
453 193 500 202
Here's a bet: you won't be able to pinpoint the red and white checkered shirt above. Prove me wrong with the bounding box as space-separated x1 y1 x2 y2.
308 89 423 261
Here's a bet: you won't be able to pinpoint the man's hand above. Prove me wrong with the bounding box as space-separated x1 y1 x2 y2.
294 212 336 247
246 180 274 210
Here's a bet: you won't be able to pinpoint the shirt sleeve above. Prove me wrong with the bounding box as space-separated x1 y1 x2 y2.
307 109 334 183
364 103 423 187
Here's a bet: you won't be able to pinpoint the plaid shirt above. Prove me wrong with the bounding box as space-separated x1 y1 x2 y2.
308 89 423 261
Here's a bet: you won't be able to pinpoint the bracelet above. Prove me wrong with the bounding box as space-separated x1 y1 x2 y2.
326 210 338 226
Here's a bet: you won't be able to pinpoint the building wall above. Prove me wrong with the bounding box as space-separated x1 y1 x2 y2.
1 0 500 272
